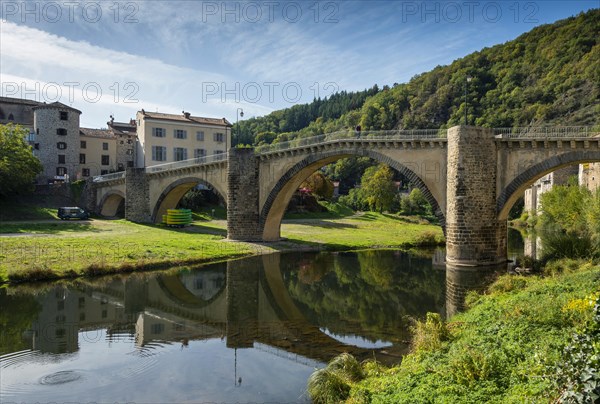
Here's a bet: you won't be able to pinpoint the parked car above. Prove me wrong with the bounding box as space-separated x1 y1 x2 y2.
58 207 90 220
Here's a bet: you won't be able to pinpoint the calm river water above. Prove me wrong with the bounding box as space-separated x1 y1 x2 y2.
0 246 513 403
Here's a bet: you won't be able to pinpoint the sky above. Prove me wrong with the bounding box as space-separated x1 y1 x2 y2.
0 0 597 128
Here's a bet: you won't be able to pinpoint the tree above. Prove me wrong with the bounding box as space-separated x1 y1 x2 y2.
300 171 334 200
360 164 396 213
0 124 42 197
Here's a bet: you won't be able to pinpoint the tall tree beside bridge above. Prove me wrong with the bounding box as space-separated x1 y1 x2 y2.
0 124 42 197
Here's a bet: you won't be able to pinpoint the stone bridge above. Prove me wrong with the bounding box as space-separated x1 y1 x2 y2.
87 125 600 266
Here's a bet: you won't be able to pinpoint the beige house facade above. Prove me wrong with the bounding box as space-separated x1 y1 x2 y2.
135 110 232 168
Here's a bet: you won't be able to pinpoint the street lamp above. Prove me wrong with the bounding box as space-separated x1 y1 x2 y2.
236 108 244 146
464 76 472 126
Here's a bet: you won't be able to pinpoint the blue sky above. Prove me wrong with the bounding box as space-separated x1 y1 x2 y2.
1 1 597 127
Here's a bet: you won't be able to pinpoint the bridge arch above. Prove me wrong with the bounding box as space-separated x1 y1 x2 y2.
98 190 125 217
152 177 226 223
497 150 600 220
260 148 446 241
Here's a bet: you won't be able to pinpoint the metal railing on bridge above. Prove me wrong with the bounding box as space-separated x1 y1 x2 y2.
92 171 125 183
255 128 448 154
494 126 600 138
145 152 228 174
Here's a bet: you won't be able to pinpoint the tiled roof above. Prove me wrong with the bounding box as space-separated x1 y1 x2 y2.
80 127 116 139
108 120 137 136
0 96 43 106
33 101 82 114
140 110 232 127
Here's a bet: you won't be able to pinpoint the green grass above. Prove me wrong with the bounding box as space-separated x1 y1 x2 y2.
284 201 355 219
0 213 443 284
0 220 257 283
281 212 444 249
336 262 600 403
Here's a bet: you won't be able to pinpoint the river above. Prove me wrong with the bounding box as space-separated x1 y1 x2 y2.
0 244 517 403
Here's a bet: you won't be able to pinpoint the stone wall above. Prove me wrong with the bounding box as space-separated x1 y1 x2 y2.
125 168 151 222
446 126 506 265
227 148 263 240
33 105 81 183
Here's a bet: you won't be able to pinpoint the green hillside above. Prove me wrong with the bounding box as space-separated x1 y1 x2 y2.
236 9 599 146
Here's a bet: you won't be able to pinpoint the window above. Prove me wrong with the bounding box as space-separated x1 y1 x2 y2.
101 309 107 319
213 132 224 142
79 154 86 164
60 111 68 120
152 146 167 161
80 140 86 149
57 167 67 176
152 127 166 137
34 143 39 150
101 169 109 175
8 113 14 121
57 128 67 136
194 148 206 158
214 150 225 154
196 131 205 141
126 149 133 155
127 161 134 168
58 155 66 164
78 297 85 308
57 142 67 150
127 139 132 144
150 323 164 334
174 129 187 139
173 147 187 161
79 313 86 321
120 140 124 144
82 168 90 177
118 163 124 171
101 155 109 165
57 301 64 310
102 142 108 150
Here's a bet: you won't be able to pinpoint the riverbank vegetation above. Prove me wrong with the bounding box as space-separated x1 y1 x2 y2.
308 261 600 403
0 213 443 284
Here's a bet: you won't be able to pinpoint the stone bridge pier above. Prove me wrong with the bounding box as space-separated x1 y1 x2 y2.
445 126 507 266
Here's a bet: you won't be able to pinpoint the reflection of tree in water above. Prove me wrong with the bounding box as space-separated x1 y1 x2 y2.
282 251 445 343
0 289 41 354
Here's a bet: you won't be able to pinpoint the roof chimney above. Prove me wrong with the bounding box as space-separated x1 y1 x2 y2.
183 111 191 119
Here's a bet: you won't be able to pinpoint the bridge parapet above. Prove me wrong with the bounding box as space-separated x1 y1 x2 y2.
92 171 125 184
145 153 228 175
255 129 448 155
493 126 599 139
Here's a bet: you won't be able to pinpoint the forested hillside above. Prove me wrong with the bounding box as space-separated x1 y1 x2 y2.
235 9 599 146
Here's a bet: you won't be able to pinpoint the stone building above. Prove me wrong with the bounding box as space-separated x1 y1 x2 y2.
108 117 137 171
33 102 82 183
135 109 232 168
0 96 39 128
79 128 118 177
523 165 579 213
579 162 600 192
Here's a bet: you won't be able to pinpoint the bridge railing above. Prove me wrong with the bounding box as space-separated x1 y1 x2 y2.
92 171 125 183
255 128 448 154
494 126 600 138
145 152 228 174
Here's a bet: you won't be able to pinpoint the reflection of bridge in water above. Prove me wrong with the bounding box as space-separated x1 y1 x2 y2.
22 251 502 366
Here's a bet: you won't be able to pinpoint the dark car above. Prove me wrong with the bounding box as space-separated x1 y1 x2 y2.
58 207 90 220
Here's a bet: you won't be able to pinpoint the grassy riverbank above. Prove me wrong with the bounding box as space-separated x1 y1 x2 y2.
0 213 443 284
311 260 600 403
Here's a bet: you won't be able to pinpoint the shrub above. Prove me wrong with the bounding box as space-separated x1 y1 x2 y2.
411 312 449 353
554 295 600 402
307 368 351 404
